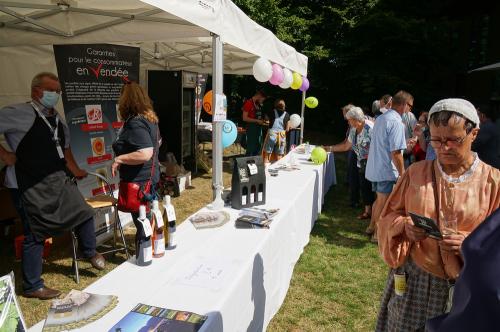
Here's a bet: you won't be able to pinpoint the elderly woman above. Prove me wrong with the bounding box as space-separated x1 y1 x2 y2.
325 107 375 219
375 98 500 331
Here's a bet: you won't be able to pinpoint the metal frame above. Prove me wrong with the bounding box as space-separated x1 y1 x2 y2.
71 172 129 283
0 1 191 38
211 33 224 205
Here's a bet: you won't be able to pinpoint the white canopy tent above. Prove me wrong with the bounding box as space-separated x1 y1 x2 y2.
0 0 308 203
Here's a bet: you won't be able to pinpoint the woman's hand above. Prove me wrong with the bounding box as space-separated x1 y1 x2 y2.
111 160 121 177
440 233 466 255
405 218 428 242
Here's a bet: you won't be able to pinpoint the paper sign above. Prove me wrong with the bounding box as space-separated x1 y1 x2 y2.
175 257 239 291
213 94 227 122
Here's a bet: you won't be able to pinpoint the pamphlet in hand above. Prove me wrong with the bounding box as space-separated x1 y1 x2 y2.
0 272 27 332
42 290 118 332
409 212 443 240
108 303 207 332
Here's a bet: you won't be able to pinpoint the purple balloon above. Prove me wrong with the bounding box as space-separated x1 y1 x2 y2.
269 64 284 85
299 76 310 92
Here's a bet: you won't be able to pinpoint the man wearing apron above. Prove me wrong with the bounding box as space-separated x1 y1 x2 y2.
0 72 105 300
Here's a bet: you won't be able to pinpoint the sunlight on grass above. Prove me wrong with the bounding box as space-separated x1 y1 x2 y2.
267 154 387 332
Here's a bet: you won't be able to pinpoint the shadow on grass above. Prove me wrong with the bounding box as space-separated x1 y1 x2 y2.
310 153 374 249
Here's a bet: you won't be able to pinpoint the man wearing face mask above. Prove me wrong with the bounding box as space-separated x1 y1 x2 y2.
0 72 105 300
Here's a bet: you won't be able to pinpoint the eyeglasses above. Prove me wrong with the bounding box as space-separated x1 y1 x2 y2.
406 102 414 111
429 133 469 148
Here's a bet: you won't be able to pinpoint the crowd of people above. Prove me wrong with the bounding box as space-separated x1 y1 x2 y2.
325 91 500 330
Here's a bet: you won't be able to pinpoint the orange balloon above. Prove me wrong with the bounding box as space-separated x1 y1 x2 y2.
203 90 213 115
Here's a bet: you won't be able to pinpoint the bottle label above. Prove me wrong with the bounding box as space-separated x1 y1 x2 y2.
165 205 176 221
139 218 153 237
168 232 175 247
154 210 164 228
143 247 152 262
154 238 165 255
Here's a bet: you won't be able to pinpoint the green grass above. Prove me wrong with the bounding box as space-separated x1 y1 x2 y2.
267 154 387 332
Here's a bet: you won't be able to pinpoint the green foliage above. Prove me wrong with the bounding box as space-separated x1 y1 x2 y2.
231 0 497 134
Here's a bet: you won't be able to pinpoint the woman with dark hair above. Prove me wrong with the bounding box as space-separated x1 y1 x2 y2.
112 82 161 261
375 98 500 331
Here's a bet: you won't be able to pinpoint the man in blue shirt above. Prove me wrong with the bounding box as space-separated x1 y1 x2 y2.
365 90 410 241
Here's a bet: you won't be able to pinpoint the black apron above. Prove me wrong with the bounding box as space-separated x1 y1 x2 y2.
15 109 94 241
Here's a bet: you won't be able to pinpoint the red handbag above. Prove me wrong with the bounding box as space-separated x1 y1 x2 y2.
117 180 152 213
117 124 159 213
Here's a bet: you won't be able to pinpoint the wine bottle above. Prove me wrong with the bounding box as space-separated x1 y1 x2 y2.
163 195 177 249
136 205 152 266
151 200 165 258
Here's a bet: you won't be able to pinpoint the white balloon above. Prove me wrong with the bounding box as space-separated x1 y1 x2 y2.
279 68 293 89
253 58 273 82
289 114 302 128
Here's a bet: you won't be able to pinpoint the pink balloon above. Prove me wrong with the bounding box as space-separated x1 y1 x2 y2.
269 64 284 85
299 76 310 92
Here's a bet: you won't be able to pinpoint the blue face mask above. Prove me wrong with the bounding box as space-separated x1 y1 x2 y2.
40 90 60 109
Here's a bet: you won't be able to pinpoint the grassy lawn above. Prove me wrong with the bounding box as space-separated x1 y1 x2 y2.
0 137 388 330
267 154 387 332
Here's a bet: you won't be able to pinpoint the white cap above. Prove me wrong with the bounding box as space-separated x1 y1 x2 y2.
428 98 480 128
164 195 171 205
139 205 147 219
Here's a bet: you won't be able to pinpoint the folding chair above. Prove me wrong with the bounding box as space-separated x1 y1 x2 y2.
71 172 129 283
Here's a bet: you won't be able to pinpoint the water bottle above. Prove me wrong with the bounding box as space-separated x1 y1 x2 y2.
136 205 152 266
151 200 165 258
163 195 177 249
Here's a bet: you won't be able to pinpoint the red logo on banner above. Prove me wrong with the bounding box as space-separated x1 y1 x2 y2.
112 122 123 129
87 154 112 165
81 123 109 131
87 108 102 122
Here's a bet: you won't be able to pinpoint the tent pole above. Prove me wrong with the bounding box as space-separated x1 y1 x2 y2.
299 90 306 144
210 33 224 208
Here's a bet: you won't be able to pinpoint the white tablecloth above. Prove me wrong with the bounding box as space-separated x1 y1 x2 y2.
30 151 336 332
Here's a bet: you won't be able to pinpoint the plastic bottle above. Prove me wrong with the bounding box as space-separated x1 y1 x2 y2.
163 195 177 249
151 200 165 258
136 205 153 266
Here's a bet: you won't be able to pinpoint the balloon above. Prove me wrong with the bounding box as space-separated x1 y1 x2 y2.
279 68 293 89
253 58 273 82
221 120 237 148
305 96 319 108
269 64 284 85
289 114 302 128
299 76 310 92
290 72 302 90
310 147 327 165
203 90 213 115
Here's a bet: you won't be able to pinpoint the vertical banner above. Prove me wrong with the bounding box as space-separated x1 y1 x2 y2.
53 44 139 197
54 44 139 242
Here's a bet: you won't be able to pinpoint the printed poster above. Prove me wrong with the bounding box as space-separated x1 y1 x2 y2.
53 44 140 242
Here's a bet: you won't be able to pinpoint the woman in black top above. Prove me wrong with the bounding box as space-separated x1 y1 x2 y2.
112 82 160 257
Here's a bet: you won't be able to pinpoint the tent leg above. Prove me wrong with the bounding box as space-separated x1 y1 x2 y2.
209 33 224 209
300 90 306 144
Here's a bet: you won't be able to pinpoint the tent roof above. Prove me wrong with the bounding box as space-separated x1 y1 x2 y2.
0 0 308 75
